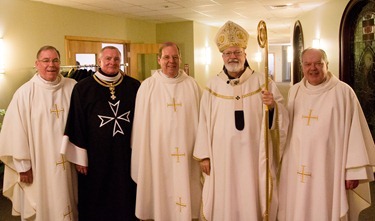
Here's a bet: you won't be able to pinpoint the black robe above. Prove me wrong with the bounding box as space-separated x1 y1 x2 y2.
64 74 140 221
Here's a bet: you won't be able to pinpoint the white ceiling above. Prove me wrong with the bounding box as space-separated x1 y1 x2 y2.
30 0 331 44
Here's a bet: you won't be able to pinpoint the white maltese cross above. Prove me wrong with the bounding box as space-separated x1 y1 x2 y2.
98 100 130 136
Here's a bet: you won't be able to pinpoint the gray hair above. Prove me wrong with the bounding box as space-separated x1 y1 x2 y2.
36 45 60 59
99 46 121 58
300 47 328 64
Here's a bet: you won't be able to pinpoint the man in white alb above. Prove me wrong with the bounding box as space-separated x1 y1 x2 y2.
278 48 375 221
131 42 202 221
0 45 78 221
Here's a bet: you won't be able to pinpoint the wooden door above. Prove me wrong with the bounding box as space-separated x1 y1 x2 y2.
65 36 130 74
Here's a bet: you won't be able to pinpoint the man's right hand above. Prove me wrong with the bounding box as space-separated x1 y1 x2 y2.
20 168 33 184
76 164 88 175
200 158 211 175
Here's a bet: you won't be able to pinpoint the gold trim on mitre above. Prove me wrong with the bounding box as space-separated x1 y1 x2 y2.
215 21 249 52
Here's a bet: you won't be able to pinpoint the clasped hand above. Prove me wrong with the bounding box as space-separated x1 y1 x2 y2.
19 168 33 183
261 89 275 109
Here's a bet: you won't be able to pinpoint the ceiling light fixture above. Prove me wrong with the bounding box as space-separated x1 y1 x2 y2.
268 4 293 10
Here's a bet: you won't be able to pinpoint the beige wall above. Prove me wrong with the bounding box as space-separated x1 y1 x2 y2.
156 21 195 77
0 0 157 109
269 45 284 82
192 22 220 88
247 36 266 76
295 0 350 77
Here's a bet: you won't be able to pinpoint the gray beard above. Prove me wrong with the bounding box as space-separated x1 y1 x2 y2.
225 62 244 73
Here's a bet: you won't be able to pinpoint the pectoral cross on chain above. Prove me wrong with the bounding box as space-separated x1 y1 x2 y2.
297 165 311 183
171 147 185 163
302 109 318 126
167 98 182 112
50 104 64 119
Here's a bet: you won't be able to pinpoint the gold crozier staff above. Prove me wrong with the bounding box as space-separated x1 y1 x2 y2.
257 20 270 221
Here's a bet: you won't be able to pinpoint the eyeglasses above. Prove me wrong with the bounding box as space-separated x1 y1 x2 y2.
38 58 60 65
223 51 243 57
161 55 180 61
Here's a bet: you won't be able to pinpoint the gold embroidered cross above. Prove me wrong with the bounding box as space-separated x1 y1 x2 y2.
297 165 311 183
50 104 64 119
56 154 67 170
176 197 187 212
302 109 318 125
63 205 73 220
167 98 182 112
171 147 185 163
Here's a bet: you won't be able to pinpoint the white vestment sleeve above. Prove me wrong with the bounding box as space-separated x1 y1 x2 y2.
12 159 31 173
